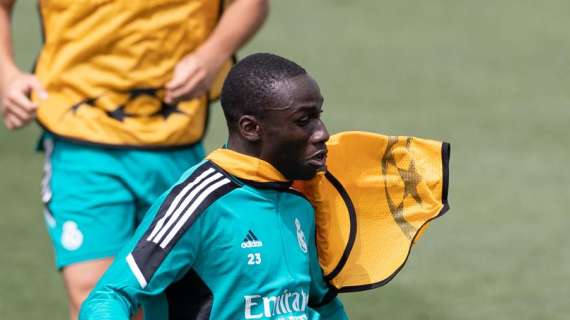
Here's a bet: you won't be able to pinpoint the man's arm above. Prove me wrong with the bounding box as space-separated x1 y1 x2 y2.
81 163 239 319
0 0 17 81
164 0 269 103
80 183 207 319
0 0 47 130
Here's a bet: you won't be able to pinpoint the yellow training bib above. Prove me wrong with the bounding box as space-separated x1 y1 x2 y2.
295 131 450 292
34 0 232 147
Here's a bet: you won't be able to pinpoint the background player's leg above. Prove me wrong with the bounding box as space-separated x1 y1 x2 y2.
62 258 113 320
63 259 144 320
44 137 139 319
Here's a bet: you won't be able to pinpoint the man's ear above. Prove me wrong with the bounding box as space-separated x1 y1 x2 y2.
238 115 261 142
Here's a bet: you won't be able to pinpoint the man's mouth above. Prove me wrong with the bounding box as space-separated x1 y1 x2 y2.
306 149 327 168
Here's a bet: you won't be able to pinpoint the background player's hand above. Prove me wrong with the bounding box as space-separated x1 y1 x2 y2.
1 70 47 130
164 49 226 104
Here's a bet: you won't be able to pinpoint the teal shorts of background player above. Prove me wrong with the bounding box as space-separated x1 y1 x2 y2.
39 133 205 269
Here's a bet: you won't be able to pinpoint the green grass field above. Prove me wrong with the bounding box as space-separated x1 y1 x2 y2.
1 1 569 319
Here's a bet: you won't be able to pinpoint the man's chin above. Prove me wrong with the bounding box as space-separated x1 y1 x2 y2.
294 165 326 181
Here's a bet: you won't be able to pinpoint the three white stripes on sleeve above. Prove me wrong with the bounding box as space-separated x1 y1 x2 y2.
127 167 231 288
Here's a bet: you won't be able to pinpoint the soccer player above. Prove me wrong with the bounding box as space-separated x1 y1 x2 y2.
0 0 268 318
79 53 348 319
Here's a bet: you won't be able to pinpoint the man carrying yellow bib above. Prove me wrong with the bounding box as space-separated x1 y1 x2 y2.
0 0 268 318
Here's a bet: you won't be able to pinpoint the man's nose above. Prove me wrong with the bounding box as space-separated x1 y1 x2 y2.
311 119 330 144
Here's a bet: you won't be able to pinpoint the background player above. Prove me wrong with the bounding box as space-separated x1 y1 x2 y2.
0 0 268 318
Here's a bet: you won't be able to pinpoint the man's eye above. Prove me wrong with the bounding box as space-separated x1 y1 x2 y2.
296 116 310 126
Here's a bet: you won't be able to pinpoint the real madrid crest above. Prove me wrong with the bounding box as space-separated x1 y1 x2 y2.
61 221 84 251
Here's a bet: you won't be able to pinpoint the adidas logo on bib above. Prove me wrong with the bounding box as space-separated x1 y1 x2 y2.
241 230 263 249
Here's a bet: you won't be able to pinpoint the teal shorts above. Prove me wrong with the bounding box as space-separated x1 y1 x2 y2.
40 135 205 269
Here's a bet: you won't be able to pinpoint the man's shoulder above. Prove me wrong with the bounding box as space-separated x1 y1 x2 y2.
168 160 242 206
170 161 314 216
133 161 241 256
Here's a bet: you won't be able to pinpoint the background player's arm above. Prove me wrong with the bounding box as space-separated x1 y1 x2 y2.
79 193 206 320
308 221 349 319
0 0 47 130
165 0 269 103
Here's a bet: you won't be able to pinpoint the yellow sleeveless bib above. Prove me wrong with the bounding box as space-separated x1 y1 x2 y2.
34 0 231 147
295 132 450 292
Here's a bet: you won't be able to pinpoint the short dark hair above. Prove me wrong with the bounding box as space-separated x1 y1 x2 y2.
220 53 307 130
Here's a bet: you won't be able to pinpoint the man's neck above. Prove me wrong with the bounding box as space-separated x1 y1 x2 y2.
226 135 261 159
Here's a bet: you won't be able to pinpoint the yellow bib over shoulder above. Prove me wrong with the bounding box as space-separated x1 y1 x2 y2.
34 0 232 147
205 132 450 292
295 131 450 292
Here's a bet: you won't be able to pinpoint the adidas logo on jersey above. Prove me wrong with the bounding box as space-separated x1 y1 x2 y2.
241 230 263 248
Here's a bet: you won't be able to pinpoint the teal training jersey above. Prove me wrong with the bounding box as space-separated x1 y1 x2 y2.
80 160 347 319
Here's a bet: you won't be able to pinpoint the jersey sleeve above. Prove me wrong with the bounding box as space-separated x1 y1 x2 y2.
80 162 239 319
307 216 349 320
